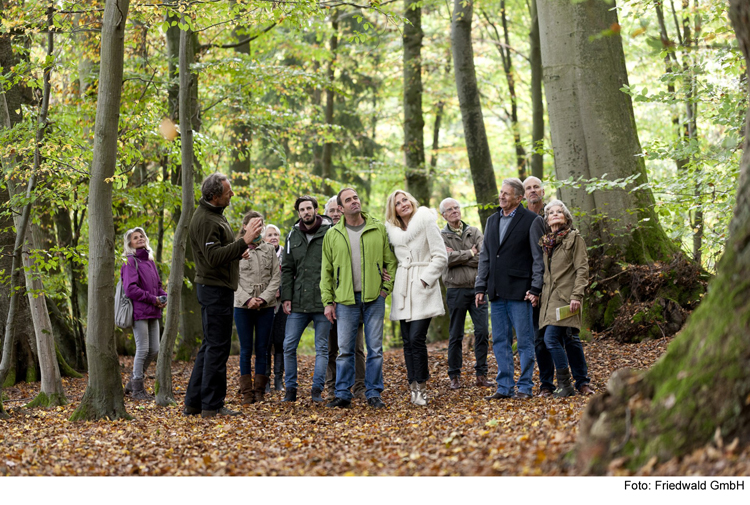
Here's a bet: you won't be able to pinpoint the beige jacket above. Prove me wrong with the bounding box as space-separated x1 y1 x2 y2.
439 222 483 289
234 242 281 309
539 229 588 329
386 207 448 322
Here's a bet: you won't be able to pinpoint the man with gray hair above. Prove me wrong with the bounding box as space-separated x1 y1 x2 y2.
439 197 490 390
475 178 544 400
184 173 263 418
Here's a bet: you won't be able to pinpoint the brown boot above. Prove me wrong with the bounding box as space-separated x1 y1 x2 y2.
240 375 255 405
476 375 492 388
254 375 269 402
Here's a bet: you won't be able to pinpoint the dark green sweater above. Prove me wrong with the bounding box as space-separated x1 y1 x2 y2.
189 198 248 290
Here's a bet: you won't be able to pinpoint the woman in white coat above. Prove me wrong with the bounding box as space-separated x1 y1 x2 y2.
385 190 448 406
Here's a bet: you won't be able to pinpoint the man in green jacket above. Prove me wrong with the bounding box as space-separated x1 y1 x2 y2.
280 196 332 404
184 173 262 418
321 188 398 409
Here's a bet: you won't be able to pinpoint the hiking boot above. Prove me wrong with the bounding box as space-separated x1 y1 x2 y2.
183 404 201 416
554 368 576 398
131 378 153 401
282 387 297 403
201 406 241 418
367 396 386 409
326 397 352 409
409 381 417 404
414 382 427 406
311 387 324 403
475 375 492 388
578 384 595 396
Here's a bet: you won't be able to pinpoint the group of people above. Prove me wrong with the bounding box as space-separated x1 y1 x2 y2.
119 172 593 418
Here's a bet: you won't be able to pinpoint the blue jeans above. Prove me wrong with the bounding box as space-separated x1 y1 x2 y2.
283 312 330 391
335 293 385 400
543 325 590 390
490 298 536 396
234 306 274 376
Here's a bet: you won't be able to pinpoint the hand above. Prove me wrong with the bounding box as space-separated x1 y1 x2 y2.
475 293 485 307
324 304 337 324
242 249 251 260
524 291 538 308
471 245 479 256
156 301 167 309
380 290 388 299
242 217 263 245
570 299 581 313
381 267 391 283
446 246 454 253
246 297 263 309
421 279 427 288
276 289 280 299
283 300 292 315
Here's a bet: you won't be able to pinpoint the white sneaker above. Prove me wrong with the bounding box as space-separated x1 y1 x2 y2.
409 381 417 404
414 382 427 406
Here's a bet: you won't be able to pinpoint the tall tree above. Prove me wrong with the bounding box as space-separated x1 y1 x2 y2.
528 0 544 180
156 14 196 407
576 0 750 473
451 0 498 227
321 11 339 195
70 0 132 421
404 1 429 204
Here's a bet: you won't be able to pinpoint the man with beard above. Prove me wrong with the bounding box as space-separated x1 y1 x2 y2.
281 196 333 403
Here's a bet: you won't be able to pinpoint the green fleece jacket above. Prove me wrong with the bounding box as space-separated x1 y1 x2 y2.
320 212 398 306
189 198 248 291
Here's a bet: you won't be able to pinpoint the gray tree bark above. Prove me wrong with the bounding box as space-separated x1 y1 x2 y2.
576 0 750 473
404 1 429 205
451 0 498 228
156 18 195 407
70 0 132 422
528 0 544 180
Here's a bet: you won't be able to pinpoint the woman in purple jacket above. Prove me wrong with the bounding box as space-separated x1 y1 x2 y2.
121 227 167 400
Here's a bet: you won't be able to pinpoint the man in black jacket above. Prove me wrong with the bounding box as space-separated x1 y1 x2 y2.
475 178 544 400
183 173 262 418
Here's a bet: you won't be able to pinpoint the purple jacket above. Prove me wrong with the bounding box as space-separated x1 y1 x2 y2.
121 248 167 321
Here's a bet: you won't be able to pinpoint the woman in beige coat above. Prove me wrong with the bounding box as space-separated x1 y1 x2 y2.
234 211 281 404
385 190 448 406
538 200 591 397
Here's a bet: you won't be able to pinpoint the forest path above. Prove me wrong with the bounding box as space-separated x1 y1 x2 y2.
1 335 745 475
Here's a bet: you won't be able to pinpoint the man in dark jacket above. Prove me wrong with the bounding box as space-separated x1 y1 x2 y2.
475 178 544 400
439 197 490 390
281 196 332 404
183 173 262 418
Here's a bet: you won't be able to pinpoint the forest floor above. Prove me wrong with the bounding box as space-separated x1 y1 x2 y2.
1 335 749 476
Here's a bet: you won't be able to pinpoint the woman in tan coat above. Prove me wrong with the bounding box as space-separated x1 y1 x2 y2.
234 211 281 404
538 200 591 397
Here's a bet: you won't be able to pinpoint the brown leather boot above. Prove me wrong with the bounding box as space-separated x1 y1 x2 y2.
476 375 492 388
254 375 269 402
240 374 255 405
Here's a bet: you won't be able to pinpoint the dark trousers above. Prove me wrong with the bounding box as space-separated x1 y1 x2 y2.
326 320 365 396
400 318 432 383
543 325 591 390
446 288 489 377
267 310 287 379
185 284 234 411
533 303 555 392
234 306 274 376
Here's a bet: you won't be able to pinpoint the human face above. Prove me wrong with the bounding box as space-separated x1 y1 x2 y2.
499 184 522 213
298 200 317 225
326 204 342 225
524 178 544 205
394 193 413 221
547 205 567 230
441 199 461 226
339 189 361 217
213 180 234 208
264 227 280 247
129 230 147 250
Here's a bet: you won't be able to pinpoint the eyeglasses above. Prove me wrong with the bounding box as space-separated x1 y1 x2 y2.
442 206 460 213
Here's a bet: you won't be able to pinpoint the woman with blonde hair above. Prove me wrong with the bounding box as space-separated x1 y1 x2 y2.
121 227 168 400
263 224 286 392
234 211 281 404
385 190 448 406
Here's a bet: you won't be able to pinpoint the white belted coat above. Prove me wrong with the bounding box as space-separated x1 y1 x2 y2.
386 206 448 322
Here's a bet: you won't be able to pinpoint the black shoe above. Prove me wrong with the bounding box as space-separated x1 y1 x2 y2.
485 392 512 400
282 387 297 403
274 375 284 391
367 396 386 409
516 392 532 400
201 406 241 418
311 387 324 403
326 397 352 409
183 405 201 416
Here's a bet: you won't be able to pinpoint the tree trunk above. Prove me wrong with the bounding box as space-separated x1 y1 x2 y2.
321 12 338 195
528 0 544 180
70 0 132 422
156 18 195 407
404 1 429 205
576 0 750 473
228 24 251 178
451 0 498 228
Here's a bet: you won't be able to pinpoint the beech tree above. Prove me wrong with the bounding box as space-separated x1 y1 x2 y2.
404 1 429 204
70 0 132 421
576 0 750 474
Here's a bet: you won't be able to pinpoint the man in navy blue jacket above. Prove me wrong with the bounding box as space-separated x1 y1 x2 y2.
475 178 544 400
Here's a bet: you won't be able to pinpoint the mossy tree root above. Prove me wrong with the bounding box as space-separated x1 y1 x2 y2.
24 391 68 409
56 343 82 378
69 390 132 421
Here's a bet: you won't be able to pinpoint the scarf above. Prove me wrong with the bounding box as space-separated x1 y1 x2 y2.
540 227 571 257
298 215 323 235
449 222 463 235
